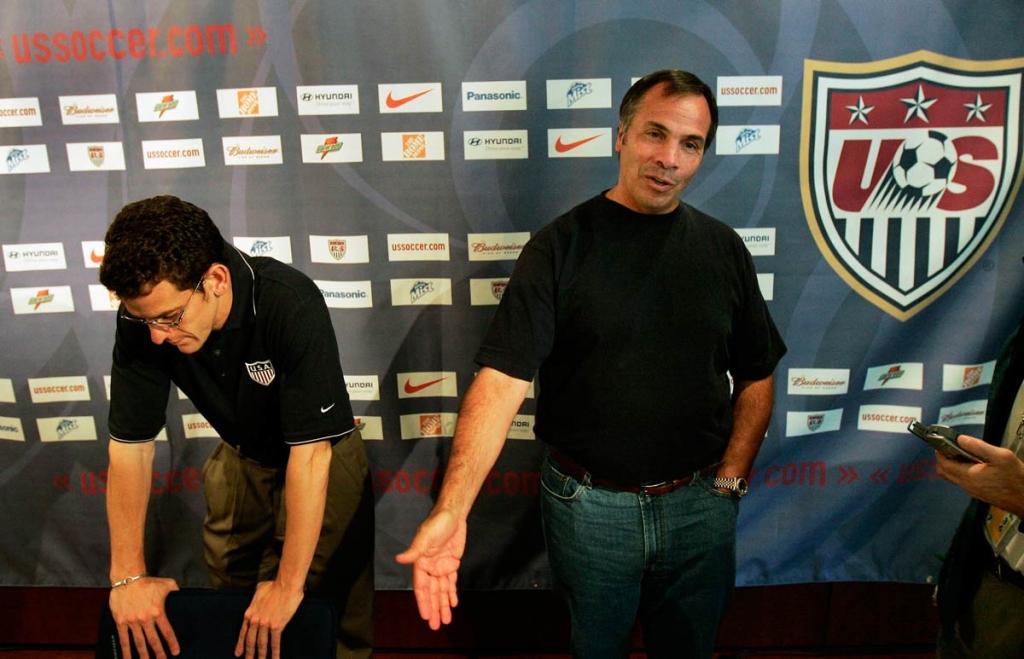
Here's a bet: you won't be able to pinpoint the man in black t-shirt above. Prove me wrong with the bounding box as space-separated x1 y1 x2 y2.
100 196 373 659
398 70 786 658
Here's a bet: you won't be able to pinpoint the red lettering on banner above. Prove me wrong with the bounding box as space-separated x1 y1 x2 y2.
372 468 537 496
8 24 241 65
938 136 997 211
752 462 827 488
897 456 941 484
831 139 902 212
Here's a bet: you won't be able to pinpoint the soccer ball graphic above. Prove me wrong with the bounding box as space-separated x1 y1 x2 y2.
890 130 958 197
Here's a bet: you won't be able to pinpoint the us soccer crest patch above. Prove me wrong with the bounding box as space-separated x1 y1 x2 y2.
801 51 1024 320
245 360 276 386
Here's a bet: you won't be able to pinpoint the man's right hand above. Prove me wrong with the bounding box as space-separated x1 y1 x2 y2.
109 576 181 659
395 508 467 630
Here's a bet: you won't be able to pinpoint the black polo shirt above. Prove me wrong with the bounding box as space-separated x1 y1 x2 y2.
108 244 355 467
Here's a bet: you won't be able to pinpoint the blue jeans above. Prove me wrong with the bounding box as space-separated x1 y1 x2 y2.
540 454 739 659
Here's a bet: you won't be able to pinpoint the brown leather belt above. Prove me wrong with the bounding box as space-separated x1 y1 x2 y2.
989 554 1024 591
549 450 718 497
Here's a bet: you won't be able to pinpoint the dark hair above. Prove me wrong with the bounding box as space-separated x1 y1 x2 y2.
618 69 718 151
99 195 226 300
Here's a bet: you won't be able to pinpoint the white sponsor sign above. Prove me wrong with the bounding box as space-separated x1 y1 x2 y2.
381 131 445 161
310 235 370 264
82 241 105 268
786 409 844 437
507 414 535 440
547 128 612 158
28 376 91 403
216 87 279 118
67 142 126 171
345 375 380 401
2 144 50 174
400 412 458 439
89 284 120 311
378 83 443 113
757 273 774 301
942 361 996 391
0 379 15 403
0 416 25 442
787 368 850 395
182 413 221 439
736 228 777 256
716 76 783 106
300 133 364 163
136 91 200 122
387 233 450 261
353 415 384 440
390 279 453 306
856 404 921 433
464 130 529 160
3 242 66 271
222 135 283 166
937 399 988 427
38 416 98 442
398 372 459 399
0 97 42 127
462 81 527 112
11 285 74 314
59 93 119 124
297 85 360 115
467 232 529 261
864 362 924 391
716 125 781 156
546 78 612 109
233 236 293 263
141 138 205 169
315 280 373 309
470 278 508 306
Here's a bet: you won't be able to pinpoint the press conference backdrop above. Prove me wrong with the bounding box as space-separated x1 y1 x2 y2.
0 0 1022 590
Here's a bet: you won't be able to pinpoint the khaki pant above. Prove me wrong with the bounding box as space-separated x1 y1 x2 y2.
937 568 1024 659
201 432 374 659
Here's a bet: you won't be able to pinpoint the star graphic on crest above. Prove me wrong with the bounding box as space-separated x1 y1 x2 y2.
845 96 874 125
900 85 937 123
964 93 992 122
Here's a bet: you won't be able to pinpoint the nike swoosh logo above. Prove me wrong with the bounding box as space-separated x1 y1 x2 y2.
320 403 335 413
404 377 448 394
90 250 104 263
386 89 432 109
554 134 602 153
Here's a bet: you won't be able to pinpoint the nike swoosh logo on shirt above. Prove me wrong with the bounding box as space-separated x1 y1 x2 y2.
320 403 335 413
554 134 602 153
404 377 448 394
386 89 432 108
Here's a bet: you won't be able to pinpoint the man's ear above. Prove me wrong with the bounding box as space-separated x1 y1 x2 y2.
204 263 231 297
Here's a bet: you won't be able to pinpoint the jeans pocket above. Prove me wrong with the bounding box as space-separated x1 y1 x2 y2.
540 458 588 501
696 473 742 502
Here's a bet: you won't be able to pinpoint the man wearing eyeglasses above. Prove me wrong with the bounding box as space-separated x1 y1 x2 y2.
99 195 373 659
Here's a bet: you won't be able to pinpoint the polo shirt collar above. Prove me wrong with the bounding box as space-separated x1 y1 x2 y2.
219 244 257 333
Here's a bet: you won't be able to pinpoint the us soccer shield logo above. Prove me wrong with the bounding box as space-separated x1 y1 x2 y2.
802 51 1024 319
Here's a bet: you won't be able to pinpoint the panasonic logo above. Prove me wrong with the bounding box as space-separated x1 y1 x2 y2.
466 91 522 101
321 289 368 299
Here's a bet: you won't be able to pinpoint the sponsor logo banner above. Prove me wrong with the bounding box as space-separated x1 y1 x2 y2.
88 284 120 311
508 414 535 440
381 132 445 161
182 413 221 439
0 97 42 127
59 93 119 124
136 91 200 122
141 138 205 169
937 399 987 427
717 76 784 106
310 235 370 264
786 408 844 437
345 375 380 401
467 232 529 261
300 133 364 163
400 412 458 439
548 128 612 158
462 81 527 112
757 273 774 301
2 144 50 174
297 85 360 115
378 83 443 113
222 135 283 166
864 362 923 390
11 285 74 314
398 372 458 399
942 360 996 391
857 404 920 432
0 379 15 403
216 87 279 118
802 51 1024 319
788 368 851 395
470 278 508 305
233 236 293 263
4 242 66 271
82 241 105 268
28 376 91 403
0 416 25 442
716 125 781 155
315 280 373 309
353 415 384 440
387 233 450 261
67 141 126 171
464 130 529 160
545 78 612 109
736 228 777 256
390 279 453 306
38 416 98 442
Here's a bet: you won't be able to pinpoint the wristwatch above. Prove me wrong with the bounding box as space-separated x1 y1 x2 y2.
712 477 749 497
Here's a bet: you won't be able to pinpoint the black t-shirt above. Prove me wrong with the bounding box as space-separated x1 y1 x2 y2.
108 245 355 467
476 193 787 484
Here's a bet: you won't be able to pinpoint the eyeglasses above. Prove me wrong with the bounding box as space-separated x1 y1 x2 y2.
120 277 204 332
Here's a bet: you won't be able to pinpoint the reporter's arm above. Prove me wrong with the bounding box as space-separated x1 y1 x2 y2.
936 434 1024 517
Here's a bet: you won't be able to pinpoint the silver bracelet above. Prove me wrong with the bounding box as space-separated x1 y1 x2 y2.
110 572 149 588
